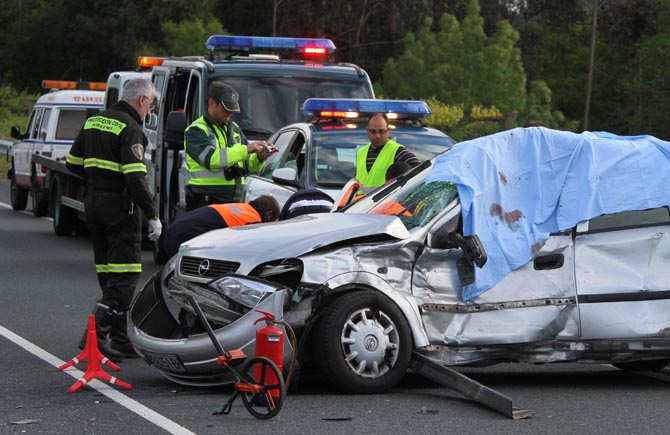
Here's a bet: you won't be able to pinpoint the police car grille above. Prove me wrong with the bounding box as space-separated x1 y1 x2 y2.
180 256 240 279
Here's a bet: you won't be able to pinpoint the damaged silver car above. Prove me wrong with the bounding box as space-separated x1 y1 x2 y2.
129 129 670 392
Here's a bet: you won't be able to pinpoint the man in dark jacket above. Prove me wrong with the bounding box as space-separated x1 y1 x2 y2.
161 195 279 258
66 77 160 361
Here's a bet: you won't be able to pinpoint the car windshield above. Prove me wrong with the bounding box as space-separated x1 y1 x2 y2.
310 129 455 188
226 77 372 136
344 161 459 230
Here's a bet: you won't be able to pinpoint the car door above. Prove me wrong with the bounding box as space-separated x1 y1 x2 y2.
414 199 579 347
244 128 307 207
575 206 670 339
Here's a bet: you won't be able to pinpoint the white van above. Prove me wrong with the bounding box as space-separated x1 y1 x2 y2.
8 81 104 215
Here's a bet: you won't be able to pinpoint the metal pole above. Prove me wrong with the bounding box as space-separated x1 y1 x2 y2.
584 0 600 131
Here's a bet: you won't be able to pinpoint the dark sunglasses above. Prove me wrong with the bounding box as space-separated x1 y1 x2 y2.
367 128 387 135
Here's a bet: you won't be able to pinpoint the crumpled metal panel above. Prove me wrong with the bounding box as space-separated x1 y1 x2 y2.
414 234 579 352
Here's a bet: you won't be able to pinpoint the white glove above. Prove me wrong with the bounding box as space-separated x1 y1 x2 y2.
148 218 162 242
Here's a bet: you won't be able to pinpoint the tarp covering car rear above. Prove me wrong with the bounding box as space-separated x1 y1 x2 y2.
427 126 670 300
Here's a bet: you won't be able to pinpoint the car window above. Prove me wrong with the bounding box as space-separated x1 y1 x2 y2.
346 163 459 230
39 108 52 140
30 108 44 140
258 130 298 179
55 109 87 140
587 207 670 232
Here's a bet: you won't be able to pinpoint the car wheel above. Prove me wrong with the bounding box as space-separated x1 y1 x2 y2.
31 187 49 217
612 359 670 372
51 175 76 236
10 172 29 211
315 290 412 394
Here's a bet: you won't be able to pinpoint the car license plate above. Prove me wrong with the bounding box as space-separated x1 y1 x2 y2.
142 351 186 373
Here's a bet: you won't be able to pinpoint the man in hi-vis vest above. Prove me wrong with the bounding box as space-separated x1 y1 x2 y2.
355 113 420 195
184 81 277 210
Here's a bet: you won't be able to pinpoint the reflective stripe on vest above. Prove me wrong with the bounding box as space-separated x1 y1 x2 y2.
209 203 261 227
185 117 244 187
96 263 142 273
355 140 403 193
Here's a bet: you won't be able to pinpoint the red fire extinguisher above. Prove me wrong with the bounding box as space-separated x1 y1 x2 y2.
254 310 284 397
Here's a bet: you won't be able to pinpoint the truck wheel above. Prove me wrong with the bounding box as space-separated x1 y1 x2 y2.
51 175 76 236
613 359 669 372
314 290 412 394
31 188 49 217
10 173 29 211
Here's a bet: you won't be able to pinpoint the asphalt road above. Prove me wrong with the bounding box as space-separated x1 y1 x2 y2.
2 178 670 435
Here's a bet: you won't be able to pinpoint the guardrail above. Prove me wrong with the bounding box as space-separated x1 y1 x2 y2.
0 139 13 154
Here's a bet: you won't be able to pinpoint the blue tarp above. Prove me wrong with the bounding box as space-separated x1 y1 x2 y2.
425 127 670 301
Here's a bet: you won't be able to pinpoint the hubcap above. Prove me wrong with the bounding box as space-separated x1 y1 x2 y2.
339 307 400 378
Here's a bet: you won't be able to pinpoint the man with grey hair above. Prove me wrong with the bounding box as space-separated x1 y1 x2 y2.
66 77 161 360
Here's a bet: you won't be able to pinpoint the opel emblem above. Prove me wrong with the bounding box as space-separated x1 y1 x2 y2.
198 259 211 276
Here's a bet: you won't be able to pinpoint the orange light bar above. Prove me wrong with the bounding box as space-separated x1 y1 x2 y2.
42 80 107 90
319 110 359 118
137 56 165 68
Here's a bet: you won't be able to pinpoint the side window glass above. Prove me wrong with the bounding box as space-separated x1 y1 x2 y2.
55 109 86 140
30 108 44 139
39 108 52 140
588 207 670 232
258 130 296 179
186 73 201 124
146 73 165 131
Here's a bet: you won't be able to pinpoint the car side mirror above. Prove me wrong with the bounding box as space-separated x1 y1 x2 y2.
272 167 301 189
444 233 487 286
331 177 361 211
10 126 23 140
166 111 186 150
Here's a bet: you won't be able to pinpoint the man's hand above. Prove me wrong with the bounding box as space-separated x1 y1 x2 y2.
248 141 278 160
148 218 162 242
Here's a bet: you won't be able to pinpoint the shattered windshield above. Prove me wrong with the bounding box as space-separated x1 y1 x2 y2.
344 163 459 230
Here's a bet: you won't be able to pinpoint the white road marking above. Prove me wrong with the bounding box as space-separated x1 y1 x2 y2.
0 324 197 435
0 200 53 221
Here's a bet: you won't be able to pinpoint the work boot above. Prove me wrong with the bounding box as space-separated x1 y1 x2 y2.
109 305 140 359
77 303 124 362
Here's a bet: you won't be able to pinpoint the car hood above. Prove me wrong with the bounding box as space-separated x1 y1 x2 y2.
177 213 411 272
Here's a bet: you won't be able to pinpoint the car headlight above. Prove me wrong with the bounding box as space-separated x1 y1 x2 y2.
208 275 281 310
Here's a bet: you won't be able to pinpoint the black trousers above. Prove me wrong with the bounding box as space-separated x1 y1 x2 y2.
85 191 142 309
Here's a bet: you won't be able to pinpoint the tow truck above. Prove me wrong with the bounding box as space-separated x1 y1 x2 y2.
144 35 375 234
7 80 105 224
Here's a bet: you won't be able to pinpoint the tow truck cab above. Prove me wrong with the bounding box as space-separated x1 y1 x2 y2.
8 80 105 216
142 35 375 227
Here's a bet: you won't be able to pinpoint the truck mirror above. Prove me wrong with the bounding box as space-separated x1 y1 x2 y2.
271 167 301 189
10 126 23 140
166 111 186 150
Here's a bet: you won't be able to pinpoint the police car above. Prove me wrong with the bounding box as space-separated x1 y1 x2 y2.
8 80 105 216
243 98 456 207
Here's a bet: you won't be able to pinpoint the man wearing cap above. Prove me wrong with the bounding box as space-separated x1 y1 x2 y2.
184 81 277 210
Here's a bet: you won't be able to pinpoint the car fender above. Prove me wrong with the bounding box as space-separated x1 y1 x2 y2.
320 270 430 348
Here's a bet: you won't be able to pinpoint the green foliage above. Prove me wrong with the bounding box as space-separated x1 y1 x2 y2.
139 18 226 57
523 80 578 131
380 0 527 140
0 86 38 140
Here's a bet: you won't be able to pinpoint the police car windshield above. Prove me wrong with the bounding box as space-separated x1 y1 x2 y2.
309 129 455 188
226 77 371 139
344 161 459 231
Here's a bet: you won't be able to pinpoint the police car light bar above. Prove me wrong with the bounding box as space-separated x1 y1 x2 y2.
302 99 432 120
42 80 107 91
206 35 336 56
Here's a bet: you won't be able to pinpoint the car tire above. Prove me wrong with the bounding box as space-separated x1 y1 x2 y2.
314 290 412 394
51 175 76 236
153 237 168 265
10 172 29 211
612 359 670 372
31 187 49 217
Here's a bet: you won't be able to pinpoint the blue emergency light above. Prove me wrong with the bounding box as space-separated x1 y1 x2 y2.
206 35 336 56
302 99 432 120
